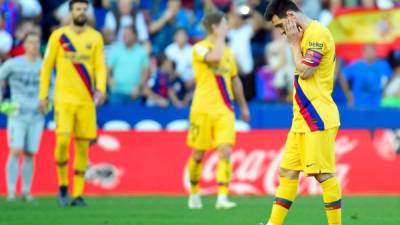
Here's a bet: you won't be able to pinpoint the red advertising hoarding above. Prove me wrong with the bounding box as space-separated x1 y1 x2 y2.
0 129 399 195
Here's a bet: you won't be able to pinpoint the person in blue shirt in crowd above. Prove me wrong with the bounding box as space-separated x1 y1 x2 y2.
107 25 150 104
342 44 393 107
149 0 194 55
144 53 190 108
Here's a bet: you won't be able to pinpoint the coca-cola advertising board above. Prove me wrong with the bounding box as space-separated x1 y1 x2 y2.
0 129 399 195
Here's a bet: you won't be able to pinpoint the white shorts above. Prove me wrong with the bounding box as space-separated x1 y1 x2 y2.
7 114 45 153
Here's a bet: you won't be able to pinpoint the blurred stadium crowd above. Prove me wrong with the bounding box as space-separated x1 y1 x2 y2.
1 0 400 109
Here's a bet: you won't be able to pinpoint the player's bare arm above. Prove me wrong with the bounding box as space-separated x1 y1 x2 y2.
285 18 317 80
232 76 250 122
39 33 58 114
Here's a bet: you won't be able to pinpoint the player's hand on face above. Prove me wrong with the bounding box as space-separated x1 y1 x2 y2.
284 17 303 45
240 106 250 123
39 99 49 114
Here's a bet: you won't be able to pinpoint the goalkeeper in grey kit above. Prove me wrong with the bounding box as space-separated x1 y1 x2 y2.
0 31 48 201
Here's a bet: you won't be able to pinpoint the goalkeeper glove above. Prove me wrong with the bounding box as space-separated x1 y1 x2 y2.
0 101 19 116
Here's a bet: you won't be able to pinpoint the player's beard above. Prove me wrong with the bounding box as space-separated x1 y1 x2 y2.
73 16 87 27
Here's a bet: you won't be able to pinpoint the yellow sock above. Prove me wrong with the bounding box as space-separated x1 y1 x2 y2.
268 177 299 225
216 159 231 196
72 140 89 198
188 158 202 194
321 177 342 225
55 135 70 187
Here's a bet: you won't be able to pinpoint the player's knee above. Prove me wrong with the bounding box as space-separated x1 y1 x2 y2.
217 145 232 160
314 173 335 183
279 168 300 179
191 150 205 162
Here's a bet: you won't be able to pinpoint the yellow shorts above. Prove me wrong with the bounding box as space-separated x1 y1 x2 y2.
187 112 235 150
55 102 97 139
280 127 338 175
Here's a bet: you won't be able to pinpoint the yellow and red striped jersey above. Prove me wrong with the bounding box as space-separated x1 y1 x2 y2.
291 21 340 132
40 26 107 105
190 39 238 114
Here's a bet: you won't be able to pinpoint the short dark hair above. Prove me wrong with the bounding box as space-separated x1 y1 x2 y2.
202 11 225 34
264 0 300 21
69 0 89 11
23 31 40 43
157 53 176 70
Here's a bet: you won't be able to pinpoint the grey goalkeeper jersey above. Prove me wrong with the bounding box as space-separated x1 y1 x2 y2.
0 56 43 116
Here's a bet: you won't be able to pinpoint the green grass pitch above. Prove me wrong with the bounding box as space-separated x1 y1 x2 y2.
1 196 399 225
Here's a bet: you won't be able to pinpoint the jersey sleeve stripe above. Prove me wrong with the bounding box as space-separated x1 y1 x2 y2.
294 75 325 131
215 75 233 112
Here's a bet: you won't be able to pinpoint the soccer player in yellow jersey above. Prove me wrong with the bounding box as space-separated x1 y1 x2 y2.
262 0 342 224
186 11 250 210
39 0 107 207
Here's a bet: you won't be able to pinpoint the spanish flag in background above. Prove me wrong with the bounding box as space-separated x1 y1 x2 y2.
328 7 400 62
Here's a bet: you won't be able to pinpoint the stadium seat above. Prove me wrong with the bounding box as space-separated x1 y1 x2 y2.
166 120 189 131
134 120 162 131
103 120 131 131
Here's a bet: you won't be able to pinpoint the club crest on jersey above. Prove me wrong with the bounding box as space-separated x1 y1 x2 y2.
309 41 323 49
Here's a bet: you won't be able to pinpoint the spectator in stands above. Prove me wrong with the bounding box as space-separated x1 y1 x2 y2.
39 0 64 40
227 6 263 77
190 0 216 41
294 0 322 20
0 0 19 36
165 28 193 88
168 70 191 108
263 28 295 101
16 0 42 19
103 0 149 44
144 53 191 108
333 58 352 106
255 66 280 103
382 53 400 107
101 25 115 64
342 44 393 107
0 13 12 62
227 5 263 100
382 66 400 107
319 0 335 26
144 54 172 107
150 0 194 55
10 20 41 57
107 26 149 104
